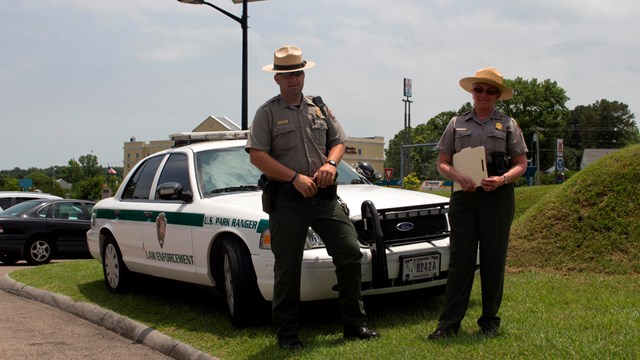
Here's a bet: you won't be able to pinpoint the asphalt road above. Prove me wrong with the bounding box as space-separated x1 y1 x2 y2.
0 261 216 360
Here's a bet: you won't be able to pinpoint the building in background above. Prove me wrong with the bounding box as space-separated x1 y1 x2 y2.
342 137 385 178
580 149 617 170
123 116 385 178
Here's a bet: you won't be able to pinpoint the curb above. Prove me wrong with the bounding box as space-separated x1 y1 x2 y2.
0 274 218 360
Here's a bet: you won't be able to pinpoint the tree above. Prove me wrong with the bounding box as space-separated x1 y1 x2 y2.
78 154 102 178
70 176 105 201
387 77 573 175
385 108 469 180
499 77 571 169
26 171 64 196
567 99 639 149
0 174 19 191
63 159 84 184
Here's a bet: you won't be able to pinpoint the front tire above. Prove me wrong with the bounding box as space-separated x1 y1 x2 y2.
102 235 130 293
24 238 53 265
221 239 264 326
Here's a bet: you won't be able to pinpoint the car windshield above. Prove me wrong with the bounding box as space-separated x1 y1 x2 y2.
196 147 263 197
0 200 44 217
195 146 368 197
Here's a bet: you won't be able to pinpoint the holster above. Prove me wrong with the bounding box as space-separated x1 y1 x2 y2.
258 174 339 214
489 152 512 176
258 174 277 214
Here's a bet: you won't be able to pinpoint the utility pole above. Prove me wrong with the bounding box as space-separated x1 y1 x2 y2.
533 127 543 185
402 78 413 183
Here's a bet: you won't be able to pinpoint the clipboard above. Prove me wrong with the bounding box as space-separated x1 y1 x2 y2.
452 146 488 192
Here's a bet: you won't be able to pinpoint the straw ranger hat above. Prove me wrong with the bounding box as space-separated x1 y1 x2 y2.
459 67 513 100
262 45 316 73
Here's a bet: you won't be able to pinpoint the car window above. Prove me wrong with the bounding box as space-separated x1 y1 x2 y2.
0 198 11 209
156 153 191 195
336 162 367 185
85 203 94 216
37 204 52 218
0 200 44 217
122 155 164 200
196 147 262 195
51 202 86 220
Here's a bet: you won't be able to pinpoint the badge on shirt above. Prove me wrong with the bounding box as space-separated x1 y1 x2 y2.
277 119 289 125
496 123 503 130
455 128 467 131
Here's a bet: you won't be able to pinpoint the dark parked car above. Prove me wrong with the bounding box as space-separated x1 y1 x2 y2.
0 199 95 265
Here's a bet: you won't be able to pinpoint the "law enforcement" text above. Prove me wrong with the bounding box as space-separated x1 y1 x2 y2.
145 251 194 265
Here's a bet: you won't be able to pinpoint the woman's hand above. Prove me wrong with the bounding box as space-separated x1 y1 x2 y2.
480 176 504 192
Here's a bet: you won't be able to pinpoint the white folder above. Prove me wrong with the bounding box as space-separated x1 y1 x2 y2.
452 146 488 192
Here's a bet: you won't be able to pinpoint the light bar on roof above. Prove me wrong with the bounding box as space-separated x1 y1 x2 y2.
170 131 249 145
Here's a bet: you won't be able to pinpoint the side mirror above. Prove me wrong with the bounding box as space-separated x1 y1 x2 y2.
156 182 193 202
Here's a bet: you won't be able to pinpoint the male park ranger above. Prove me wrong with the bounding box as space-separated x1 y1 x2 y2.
246 45 379 350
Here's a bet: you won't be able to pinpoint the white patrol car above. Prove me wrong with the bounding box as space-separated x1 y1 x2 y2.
87 131 455 326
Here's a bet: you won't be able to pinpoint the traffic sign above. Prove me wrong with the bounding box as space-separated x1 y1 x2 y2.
384 168 394 182
556 157 564 172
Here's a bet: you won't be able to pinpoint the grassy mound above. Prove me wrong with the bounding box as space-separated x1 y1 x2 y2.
509 144 640 275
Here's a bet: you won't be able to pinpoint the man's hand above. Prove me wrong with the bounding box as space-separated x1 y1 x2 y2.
313 163 337 188
293 173 318 198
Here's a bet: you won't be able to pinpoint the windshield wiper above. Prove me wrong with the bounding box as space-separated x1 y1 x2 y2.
210 185 261 194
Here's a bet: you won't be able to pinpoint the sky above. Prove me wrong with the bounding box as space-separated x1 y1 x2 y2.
1 0 639 170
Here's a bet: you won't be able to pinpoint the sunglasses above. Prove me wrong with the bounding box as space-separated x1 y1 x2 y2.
472 87 500 96
278 70 304 79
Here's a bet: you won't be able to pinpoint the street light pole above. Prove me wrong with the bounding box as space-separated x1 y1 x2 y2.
178 0 263 130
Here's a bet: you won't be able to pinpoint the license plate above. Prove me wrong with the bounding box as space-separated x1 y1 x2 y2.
401 253 440 281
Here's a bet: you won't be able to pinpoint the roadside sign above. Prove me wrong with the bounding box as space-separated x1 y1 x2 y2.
18 178 33 190
403 78 412 97
384 168 394 182
556 138 564 172
556 139 564 157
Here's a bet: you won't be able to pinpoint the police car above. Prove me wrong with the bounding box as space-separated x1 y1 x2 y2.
87 131 454 326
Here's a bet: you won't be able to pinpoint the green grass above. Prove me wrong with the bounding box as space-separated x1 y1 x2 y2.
9 145 640 359
509 145 640 274
11 261 640 359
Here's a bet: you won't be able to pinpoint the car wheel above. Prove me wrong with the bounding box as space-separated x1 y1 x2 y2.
0 254 19 265
221 239 263 327
103 235 130 293
24 238 53 265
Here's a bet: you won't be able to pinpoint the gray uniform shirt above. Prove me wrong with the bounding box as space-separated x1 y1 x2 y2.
436 109 528 164
246 93 347 176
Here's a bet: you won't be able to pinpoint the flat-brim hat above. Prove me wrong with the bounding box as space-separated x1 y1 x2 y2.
262 45 316 73
459 67 513 100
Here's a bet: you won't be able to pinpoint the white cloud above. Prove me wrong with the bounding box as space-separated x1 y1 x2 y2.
0 0 638 169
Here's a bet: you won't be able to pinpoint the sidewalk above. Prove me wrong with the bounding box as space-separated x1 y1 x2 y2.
0 270 217 360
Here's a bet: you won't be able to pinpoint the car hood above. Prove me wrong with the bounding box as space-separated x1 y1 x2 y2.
207 184 449 219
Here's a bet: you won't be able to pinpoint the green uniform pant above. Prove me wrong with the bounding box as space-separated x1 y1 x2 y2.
269 196 367 340
438 184 515 331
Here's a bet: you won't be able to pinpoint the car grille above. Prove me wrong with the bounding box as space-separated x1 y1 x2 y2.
354 202 449 246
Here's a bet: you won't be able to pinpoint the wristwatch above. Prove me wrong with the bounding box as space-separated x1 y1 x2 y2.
326 160 337 167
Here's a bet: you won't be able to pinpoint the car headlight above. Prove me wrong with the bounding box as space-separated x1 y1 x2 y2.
259 229 271 249
259 228 325 250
